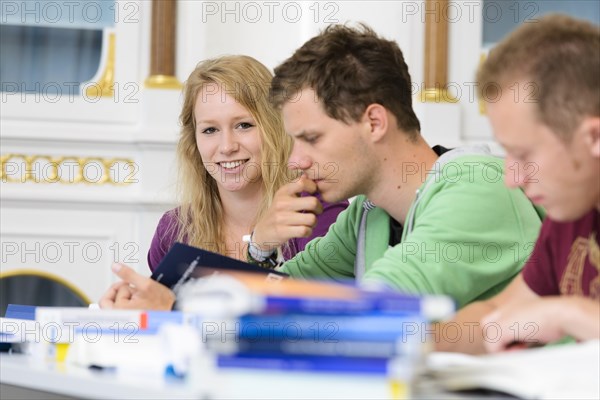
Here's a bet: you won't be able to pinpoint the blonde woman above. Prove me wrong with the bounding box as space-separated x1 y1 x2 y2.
100 55 346 310
147 55 347 271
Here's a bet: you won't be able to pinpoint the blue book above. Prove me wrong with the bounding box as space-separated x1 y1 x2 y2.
5 304 36 320
150 242 287 292
208 337 413 359
69 311 199 335
218 313 428 343
177 272 455 321
260 291 453 319
217 353 391 375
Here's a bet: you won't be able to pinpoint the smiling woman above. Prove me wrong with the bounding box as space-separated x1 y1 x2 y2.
147 55 348 269
194 82 264 194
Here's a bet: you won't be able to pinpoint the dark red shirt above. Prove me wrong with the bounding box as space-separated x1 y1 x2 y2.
523 209 599 299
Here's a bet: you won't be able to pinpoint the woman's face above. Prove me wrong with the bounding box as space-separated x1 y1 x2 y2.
194 84 263 194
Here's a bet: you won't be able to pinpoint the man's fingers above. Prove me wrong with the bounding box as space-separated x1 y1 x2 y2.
276 193 323 215
287 225 314 238
481 310 509 353
284 175 318 196
295 196 323 214
275 211 318 228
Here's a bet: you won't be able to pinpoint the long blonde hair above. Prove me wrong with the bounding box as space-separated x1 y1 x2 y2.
175 55 293 254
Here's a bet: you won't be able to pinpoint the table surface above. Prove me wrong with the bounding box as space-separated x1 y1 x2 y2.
1 353 202 399
1 351 520 400
0 353 404 400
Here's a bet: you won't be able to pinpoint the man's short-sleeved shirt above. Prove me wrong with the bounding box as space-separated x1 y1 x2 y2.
523 209 599 299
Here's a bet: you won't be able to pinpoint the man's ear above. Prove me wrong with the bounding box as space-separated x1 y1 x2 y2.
363 104 388 143
581 116 600 158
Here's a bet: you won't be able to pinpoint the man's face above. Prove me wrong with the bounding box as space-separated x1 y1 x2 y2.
281 88 377 203
487 90 599 221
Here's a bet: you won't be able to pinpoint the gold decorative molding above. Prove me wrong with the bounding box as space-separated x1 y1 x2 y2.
478 53 488 115
419 88 458 103
145 0 182 90
1 153 137 186
144 74 183 89
420 0 457 103
85 33 116 98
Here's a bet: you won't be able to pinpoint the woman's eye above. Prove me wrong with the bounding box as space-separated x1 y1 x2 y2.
201 127 217 134
237 122 254 130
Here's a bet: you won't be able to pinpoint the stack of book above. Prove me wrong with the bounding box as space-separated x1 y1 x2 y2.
149 243 455 379
176 271 455 377
2 243 455 390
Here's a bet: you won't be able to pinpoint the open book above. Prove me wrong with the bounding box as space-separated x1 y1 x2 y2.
425 340 600 399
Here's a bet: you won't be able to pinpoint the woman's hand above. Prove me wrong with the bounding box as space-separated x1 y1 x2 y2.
99 263 175 310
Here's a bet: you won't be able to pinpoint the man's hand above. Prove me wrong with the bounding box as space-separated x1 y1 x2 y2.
252 175 323 252
482 296 600 353
99 263 175 311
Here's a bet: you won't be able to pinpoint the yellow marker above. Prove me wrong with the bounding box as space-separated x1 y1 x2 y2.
55 343 70 362
389 379 409 399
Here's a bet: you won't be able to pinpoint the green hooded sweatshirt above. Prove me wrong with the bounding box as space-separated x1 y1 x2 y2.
280 146 544 308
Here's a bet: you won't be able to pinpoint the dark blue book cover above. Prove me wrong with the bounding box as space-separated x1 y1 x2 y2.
261 292 433 316
150 242 287 292
218 313 427 342
209 337 412 359
217 353 390 375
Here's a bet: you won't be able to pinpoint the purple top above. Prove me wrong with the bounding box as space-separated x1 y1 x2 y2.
147 196 349 272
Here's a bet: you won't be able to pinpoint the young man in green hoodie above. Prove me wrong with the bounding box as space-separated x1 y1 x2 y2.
248 24 543 309
101 24 542 311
